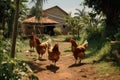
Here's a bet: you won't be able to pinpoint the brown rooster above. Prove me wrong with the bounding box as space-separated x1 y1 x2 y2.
70 38 88 64
29 32 36 51
47 42 60 66
35 37 51 59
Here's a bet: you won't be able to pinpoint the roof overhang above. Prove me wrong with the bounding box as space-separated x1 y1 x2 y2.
22 16 59 24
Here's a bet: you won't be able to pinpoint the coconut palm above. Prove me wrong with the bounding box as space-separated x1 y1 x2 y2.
74 4 88 38
31 0 47 20
75 4 86 17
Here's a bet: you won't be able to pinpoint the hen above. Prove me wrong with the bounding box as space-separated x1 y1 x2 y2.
29 32 36 51
47 42 60 66
70 38 88 64
35 37 51 59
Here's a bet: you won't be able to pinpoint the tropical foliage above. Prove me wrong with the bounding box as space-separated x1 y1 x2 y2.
84 0 120 40
0 38 35 80
0 0 29 38
30 0 47 19
65 4 105 42
0 0 46 79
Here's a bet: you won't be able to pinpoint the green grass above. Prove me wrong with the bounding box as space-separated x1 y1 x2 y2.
15 39 30 61
95 62 120 75
82 38 120 75
84 41 111 62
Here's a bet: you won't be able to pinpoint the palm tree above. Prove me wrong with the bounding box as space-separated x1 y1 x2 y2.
75 4 86 17
29 0 47 34
31 0 47 20
65 13 75 36
74 4 87 38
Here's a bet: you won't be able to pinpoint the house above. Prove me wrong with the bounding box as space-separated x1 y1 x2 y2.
21 6 68 36
43 6 68 27
22 16 59 36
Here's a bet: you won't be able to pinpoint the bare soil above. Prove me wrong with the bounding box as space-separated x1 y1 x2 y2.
25 40 120 80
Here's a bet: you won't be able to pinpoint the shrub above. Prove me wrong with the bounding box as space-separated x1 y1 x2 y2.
87 31 101 41
0 39 38 80
0 54 27 80
64 36 71 42
64 35 80 42
54 27 62 35
114 32 120 41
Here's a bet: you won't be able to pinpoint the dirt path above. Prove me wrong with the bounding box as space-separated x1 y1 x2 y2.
26 41 120 80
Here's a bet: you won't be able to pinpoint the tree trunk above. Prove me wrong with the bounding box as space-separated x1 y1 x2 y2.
10 0 19 58
105 13 118 40
103 3 119 40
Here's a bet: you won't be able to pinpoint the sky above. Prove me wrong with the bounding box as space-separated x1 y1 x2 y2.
27 0 84 16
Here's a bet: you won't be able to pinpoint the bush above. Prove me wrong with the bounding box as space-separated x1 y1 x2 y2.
87 30 101 41
64 36 71 42
0 52 39 80
64 35 80 42
0 54 27 80
54 27 62 35
0 39 38 80
114 32 120 41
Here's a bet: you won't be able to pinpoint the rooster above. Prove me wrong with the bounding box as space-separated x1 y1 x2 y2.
29 32 36 51
70 38 88 64
47 42 60 66
35 37 51 59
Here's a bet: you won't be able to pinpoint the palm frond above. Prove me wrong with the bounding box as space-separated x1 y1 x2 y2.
31 0 47 20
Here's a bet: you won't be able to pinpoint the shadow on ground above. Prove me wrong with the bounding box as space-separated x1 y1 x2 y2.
25 61 46 73
46 64 60 73
38 58 47 61
68 62 93 68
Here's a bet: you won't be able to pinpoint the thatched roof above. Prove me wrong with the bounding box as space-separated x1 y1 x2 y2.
23 16 59 24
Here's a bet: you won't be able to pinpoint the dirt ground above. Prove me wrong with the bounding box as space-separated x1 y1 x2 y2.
25 40 120 80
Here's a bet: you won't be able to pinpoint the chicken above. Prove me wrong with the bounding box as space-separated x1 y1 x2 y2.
70 38 88 64
29 32 36 51
47 42 60 66
35 37 51 59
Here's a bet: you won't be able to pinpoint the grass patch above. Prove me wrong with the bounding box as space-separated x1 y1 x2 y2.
15 39 30 61
85 41 111 62
16 52 29 61
81 37 120 75
95 61 120 75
